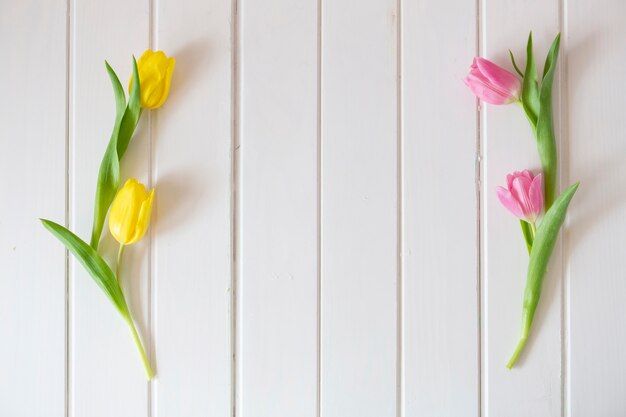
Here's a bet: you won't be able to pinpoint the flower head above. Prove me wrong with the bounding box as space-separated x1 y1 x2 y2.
129 49 175 109
496 170 544 223
464 57 521 105
109 179 155 245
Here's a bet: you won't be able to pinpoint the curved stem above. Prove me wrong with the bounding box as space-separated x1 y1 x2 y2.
507 336 528 369
126 316 153 380
530 222 537 239
116 244 125 285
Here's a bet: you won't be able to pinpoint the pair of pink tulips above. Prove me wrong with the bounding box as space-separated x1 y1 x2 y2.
465 57 544 227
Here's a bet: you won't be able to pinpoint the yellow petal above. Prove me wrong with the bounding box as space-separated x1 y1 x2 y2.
128 188 155 244
129 49 176 109
109 179 148 245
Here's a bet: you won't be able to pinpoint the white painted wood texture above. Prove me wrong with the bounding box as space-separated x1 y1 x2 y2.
238 0 318 416
152 0 233 415
0 2 67 416
401 1 479 416
320 1 398 417
2 0 626 416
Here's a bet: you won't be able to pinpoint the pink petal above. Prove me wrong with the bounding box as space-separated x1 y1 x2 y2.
464 73 514 105
474 57 522 100
496 186 525 219
507 171 530 189
511 176 535 221
520 170 534 181
529 173 544 217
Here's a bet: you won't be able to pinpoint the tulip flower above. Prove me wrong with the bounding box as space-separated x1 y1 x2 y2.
464 57 521 105
109 178 155 246
496 170 544 225
129 49 175 109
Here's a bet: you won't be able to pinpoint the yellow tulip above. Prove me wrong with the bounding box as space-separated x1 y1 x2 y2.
109 179 155 245
129 49 175 109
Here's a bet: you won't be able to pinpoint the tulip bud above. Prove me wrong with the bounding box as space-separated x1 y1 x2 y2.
464 57 521 105
496 170 544 223
109 179 155 245
129 49 176 109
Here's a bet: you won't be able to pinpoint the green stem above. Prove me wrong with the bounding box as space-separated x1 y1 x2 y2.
116 244 125 285
508 287 538 368
507 310 532 369
507 335 528 369
126 316 153 380
507 313 531 369
530 222 537 238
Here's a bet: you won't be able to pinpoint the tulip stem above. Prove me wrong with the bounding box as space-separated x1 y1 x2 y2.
125 315 153 380
530 222 537 239
116 244 125 285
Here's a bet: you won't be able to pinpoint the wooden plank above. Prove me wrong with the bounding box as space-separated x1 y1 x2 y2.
0 1 67 415
481 1 562 415
70 0 150 415
320 1 398 416
566 1 626 415
400 0 479 415
237 0 319 416
151 0 233 414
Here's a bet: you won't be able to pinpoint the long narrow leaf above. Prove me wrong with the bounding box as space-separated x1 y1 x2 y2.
519 219 533 254
536 33 561 209
509 50 524 78
90 63 127 249
41 219 129 317
89 59 143 249
117 57 142 158
521 32 540 127
105 61 126 120
507 182 579 368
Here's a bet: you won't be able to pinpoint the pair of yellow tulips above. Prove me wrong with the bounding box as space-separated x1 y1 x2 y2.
109 50 174 250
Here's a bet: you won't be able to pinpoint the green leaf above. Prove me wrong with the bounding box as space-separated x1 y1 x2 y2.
41 219 130 318
90 63 127 249
519 219 533 254
90 140 120 250
507 182 579 368
89 59 143 249
536 33 561 209
117 57 142 158
521 32 540 128
105 61 126 120
509 50 524 78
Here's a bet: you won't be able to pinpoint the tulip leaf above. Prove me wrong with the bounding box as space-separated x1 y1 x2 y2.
507 182 579 368
536 33 561 209
519 219 533 254
509 50 524 78
90 64 126 249
41 219 130 318
105 61 126 120
117 57 141 158
521 32 540 128
89 59 142 249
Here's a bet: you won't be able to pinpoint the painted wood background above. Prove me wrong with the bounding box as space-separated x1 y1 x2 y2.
1 0 625 416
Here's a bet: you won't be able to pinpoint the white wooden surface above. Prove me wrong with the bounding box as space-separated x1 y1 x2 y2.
2 0 626 416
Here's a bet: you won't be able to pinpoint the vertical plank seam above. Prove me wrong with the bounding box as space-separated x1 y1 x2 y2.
396 0 403 415
148 0 156 414
64 0 73 415
316 0 323 415
231 0 240 414
558 0 570 414
476 0 484 415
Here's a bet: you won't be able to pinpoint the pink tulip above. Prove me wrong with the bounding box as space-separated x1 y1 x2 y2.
496 170 544 223
464 57 522 105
